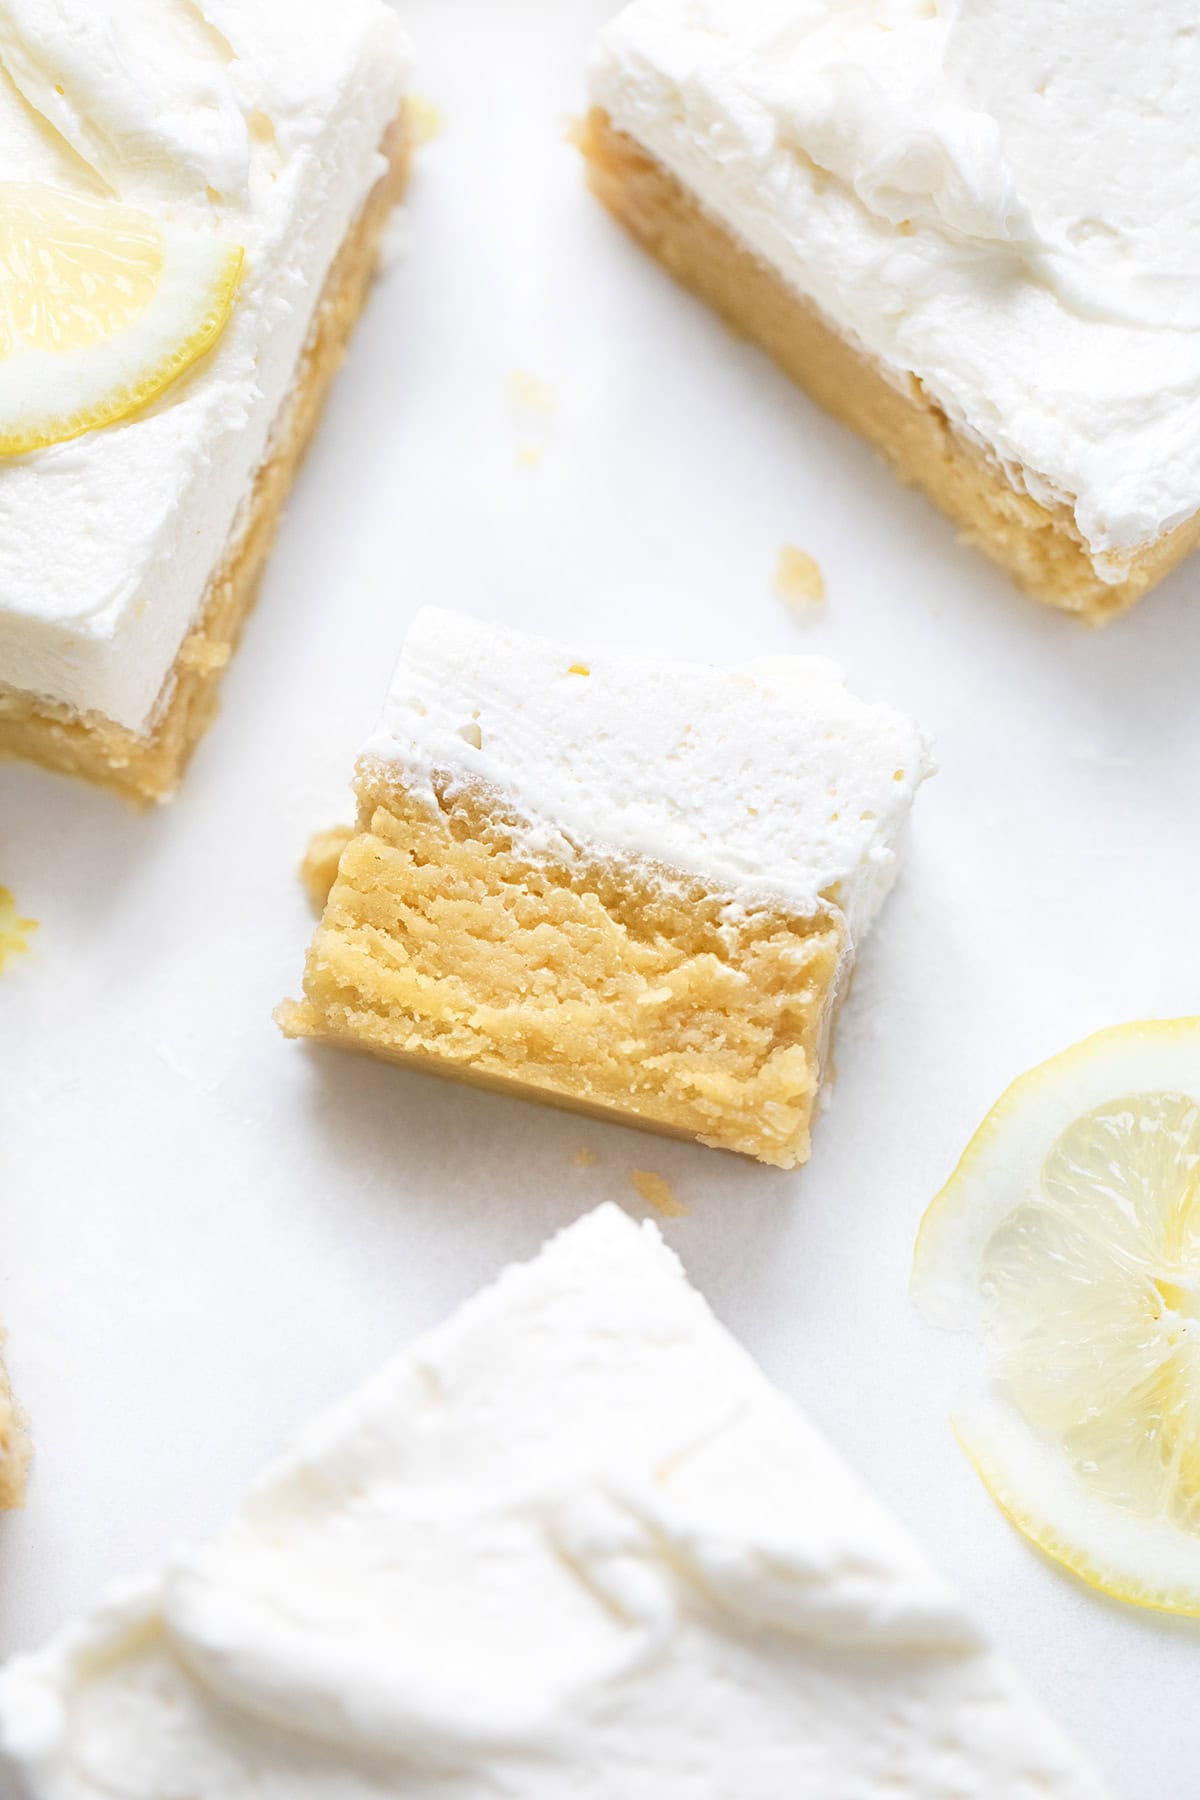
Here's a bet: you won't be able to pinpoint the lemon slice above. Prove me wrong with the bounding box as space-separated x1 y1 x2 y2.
912 1019 1200 1614
0 184 243 455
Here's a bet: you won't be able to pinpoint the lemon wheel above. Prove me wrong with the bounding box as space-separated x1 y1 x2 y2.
912 1019 1200 1613
0 184 243 455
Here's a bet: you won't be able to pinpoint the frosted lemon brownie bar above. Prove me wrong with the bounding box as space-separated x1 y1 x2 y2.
0 1207 1107 1796
0 0 411 804
0 1340 29 1509
279 608 929 1168
584 1 1200 621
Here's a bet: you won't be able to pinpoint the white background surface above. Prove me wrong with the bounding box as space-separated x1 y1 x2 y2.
2 4 1199 1794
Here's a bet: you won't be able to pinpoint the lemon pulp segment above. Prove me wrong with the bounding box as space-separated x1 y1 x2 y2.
982 1092 1200 1532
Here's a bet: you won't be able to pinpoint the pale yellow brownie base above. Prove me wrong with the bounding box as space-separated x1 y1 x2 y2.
0 1339 30 1511
0 113 411 807
581 109 1200 623
278 773 845 1168
301 824 355 916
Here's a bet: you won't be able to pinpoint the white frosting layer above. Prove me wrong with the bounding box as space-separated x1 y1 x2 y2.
361 607 931 939
0 0 410 732
0 1206 1107 1797
590 0 1200 568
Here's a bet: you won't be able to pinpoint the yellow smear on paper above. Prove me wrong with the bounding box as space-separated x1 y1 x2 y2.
631 1169 687 1218
0 889 37 974
573 1146 599 1169
507 370 556 417
508 373 556 470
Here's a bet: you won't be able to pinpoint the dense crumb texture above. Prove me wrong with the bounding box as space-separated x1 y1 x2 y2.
0 116 410 806
279 777 844 1168
0 1342 30 1511
301 826 355 916
581 110 1200 622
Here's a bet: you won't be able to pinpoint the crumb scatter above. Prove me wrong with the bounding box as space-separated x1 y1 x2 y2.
0 1335 30 1510
773 545 826 612
0 888 37 975
508 371 556 471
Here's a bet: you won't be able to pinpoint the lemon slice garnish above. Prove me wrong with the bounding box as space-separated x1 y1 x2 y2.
912 1018 1200 1613
0 184 243 455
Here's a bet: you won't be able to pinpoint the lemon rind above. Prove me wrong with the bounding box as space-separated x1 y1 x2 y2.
954 1390 1200 1616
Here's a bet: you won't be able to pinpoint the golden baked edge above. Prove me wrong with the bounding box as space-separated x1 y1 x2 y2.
0 109 413 806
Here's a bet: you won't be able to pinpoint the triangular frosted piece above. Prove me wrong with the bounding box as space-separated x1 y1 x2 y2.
0 1207 1104 1796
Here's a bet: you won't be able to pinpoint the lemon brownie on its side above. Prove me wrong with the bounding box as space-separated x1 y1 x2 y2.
584 1 1200 621
0 1207 1108 1795
279 608 930 1169
0 1340 29 1510
0 0 412 805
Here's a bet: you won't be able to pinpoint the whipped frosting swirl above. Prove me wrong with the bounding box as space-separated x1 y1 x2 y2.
591 0 1200 565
